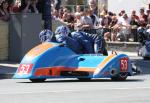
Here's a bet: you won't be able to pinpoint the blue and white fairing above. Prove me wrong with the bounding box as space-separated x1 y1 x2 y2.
13 42 133 81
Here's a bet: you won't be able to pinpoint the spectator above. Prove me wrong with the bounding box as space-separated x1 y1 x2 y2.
101 14 112 40
80 8 93 33
147 9 150 24
63 7 69 13
55 0 61 10
21 0 39 13
117 14 131 41
139 8 148 26
60 12 75 31
130 15 139 28
65 13 75 31
88 8 99 29
74 13 82 31
51 0 61 11
9 0 21 13
120 10 125 16
0 0 9 21
88 0 98 15
51 9 59 20
109 16 118 28
74 5 82 16
58 7 64 19
100 4 107 17
131 10 139 21
148 12 150 24
110 16 119 41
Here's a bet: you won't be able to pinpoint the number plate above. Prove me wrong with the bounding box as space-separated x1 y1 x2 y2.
17 64 33 74
120 58 128 72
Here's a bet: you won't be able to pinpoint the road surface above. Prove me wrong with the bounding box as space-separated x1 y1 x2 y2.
0 56 149 103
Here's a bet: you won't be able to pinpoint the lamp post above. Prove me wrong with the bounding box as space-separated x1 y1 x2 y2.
43 0 51 30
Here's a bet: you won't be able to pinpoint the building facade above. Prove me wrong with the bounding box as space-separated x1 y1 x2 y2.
62 0 150 15
107 0 150 15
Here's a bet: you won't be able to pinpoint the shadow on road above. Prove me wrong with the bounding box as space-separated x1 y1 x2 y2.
17 78 144 84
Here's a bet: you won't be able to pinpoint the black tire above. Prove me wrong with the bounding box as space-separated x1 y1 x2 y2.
30 78 46 82
111 72 128 81
143 56 150 60
78 78 91 81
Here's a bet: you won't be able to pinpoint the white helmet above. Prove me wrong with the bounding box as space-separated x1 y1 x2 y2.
55 25 70 37
39 29 53 42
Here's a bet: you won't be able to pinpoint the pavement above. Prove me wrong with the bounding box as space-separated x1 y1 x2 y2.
0 61 18 79
0 51 142 79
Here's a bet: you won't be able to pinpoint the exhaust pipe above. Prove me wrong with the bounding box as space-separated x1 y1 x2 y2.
110 69 117 76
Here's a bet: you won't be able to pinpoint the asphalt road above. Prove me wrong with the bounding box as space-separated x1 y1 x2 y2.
0 56 150 103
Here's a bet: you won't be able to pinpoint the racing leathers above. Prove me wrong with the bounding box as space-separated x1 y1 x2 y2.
71 31 108 55
55 34 83 54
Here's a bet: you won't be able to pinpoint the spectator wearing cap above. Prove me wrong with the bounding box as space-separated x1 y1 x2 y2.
0 0 9 21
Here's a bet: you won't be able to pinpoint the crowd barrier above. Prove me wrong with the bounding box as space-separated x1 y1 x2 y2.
0 21 8 60
82 28 138 42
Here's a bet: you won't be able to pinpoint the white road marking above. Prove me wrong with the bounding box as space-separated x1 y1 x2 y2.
111 87 150 90
0 87 150 95
0 90 80 95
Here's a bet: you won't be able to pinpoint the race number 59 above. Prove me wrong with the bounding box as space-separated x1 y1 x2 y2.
17 64 33 74
120 58 128 72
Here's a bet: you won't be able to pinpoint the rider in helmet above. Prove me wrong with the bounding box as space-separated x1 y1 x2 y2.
144 28 150 49
137 26 147 45
55 25 83 53
39 29 53 43
145 26 150 41
71 31 108 55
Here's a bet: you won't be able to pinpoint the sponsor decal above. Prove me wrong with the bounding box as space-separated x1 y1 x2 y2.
17 64 33 74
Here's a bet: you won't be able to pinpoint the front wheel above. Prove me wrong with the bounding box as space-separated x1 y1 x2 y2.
30 78 46 82
78 78 91 81
111 72 128 81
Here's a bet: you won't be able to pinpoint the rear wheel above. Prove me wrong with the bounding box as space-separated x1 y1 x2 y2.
30 78 46 82
111 72 128 81
143 56 150 60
